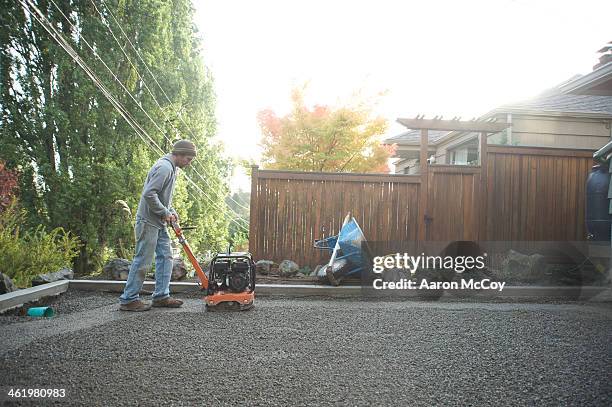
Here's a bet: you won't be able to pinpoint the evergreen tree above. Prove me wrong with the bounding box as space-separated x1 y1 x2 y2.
0 0 231 273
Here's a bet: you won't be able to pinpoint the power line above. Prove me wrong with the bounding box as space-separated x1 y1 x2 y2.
92 0 250 212
47 0 250 227
22 0 249 233
89 0 250 212
46 0 249 231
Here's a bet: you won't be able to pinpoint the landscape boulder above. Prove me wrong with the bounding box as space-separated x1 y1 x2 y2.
0 272 17 294
171 258 188 281
279 260 299 277
255 260 278 275
103 259 131 281
31 268 74 286
500 250 546 283
297 266 312 277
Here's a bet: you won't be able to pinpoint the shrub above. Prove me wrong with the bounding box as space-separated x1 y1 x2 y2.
0 201 81 287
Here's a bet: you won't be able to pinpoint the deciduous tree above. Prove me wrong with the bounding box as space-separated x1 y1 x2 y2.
257 88 395 172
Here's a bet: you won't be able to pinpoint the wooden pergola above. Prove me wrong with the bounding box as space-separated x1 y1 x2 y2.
396 117 511 241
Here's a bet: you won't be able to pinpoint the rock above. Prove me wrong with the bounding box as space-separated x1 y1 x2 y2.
279 260 299 277
0 272 17 294
440 241 485 274
32 268 74 286
171 258 187 281
298 266 312 276
103 259 131 281
413 268 447 299
269 262 280 276
500 250 546 283
382 267 410 283
103 258 188 281
255 260 277 275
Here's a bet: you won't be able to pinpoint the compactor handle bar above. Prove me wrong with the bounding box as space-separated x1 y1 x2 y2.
169 221 209 290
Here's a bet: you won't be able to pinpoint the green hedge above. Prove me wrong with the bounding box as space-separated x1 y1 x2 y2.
0 202 80 287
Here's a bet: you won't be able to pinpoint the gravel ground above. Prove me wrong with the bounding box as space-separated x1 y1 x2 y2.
0 290 611 406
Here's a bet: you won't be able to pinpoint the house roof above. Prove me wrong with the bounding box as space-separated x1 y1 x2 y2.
558 61 612 96
383 129 449 146
433 85 612 147
492 87 612 117
386 76 612 148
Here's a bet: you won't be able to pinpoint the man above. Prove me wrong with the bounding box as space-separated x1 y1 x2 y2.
119 140 197 311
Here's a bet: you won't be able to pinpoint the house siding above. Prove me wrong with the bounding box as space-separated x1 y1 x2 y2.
502 115 611 149
432 114 611 166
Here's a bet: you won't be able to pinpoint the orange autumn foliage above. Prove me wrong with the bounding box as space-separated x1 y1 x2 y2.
257 88 395 173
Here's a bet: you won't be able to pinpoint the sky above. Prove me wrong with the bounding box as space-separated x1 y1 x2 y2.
193 0 612 191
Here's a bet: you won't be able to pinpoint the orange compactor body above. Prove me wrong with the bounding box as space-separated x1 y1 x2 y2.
171 222 255 311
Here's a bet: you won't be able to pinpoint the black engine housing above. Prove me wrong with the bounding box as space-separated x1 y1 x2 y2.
208 252 256 294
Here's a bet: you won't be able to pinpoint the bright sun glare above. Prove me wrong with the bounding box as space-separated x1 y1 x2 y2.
193 0 612 190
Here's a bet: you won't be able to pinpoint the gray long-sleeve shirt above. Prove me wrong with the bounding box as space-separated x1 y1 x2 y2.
136 154 177 229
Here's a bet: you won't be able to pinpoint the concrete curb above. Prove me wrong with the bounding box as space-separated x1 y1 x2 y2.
1 280 610 313
67 280 611 301
68 280 198 293
67 280 364 297
0 280 69 313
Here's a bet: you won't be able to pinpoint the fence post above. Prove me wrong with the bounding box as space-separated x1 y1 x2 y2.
419 129 429 241
479 132 488 240
249 165 259 257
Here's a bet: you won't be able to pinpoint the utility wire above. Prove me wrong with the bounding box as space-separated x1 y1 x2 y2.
48 0 250 225
46 0 249 231
22 0 249 233
92 0 250 212
90 0 250 212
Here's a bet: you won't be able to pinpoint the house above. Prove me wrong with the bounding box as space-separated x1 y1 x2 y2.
563 42 612 160
386 50 612 174
559 42 612 97
384 130 447 174
561 43 612 246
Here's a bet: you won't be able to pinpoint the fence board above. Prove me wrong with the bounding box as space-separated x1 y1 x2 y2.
249 146 595 266
485 148 593 241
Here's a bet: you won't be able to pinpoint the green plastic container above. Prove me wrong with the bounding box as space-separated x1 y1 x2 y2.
26 306 55 317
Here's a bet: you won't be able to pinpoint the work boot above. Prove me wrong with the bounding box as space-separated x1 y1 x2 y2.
152 297 183 308
119 300 152 312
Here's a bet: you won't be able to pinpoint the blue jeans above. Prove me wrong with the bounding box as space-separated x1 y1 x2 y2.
119 220 173 304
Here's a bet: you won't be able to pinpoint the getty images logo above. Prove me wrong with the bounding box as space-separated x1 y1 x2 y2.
370 252 506 292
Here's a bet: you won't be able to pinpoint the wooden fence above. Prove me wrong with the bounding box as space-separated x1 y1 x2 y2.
248 170 421 266
485 146 593 241
249 146 595 266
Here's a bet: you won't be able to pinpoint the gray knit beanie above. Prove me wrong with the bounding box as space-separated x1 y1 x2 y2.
172 139 197 157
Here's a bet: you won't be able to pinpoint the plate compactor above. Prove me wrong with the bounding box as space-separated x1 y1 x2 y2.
170 221 255 311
